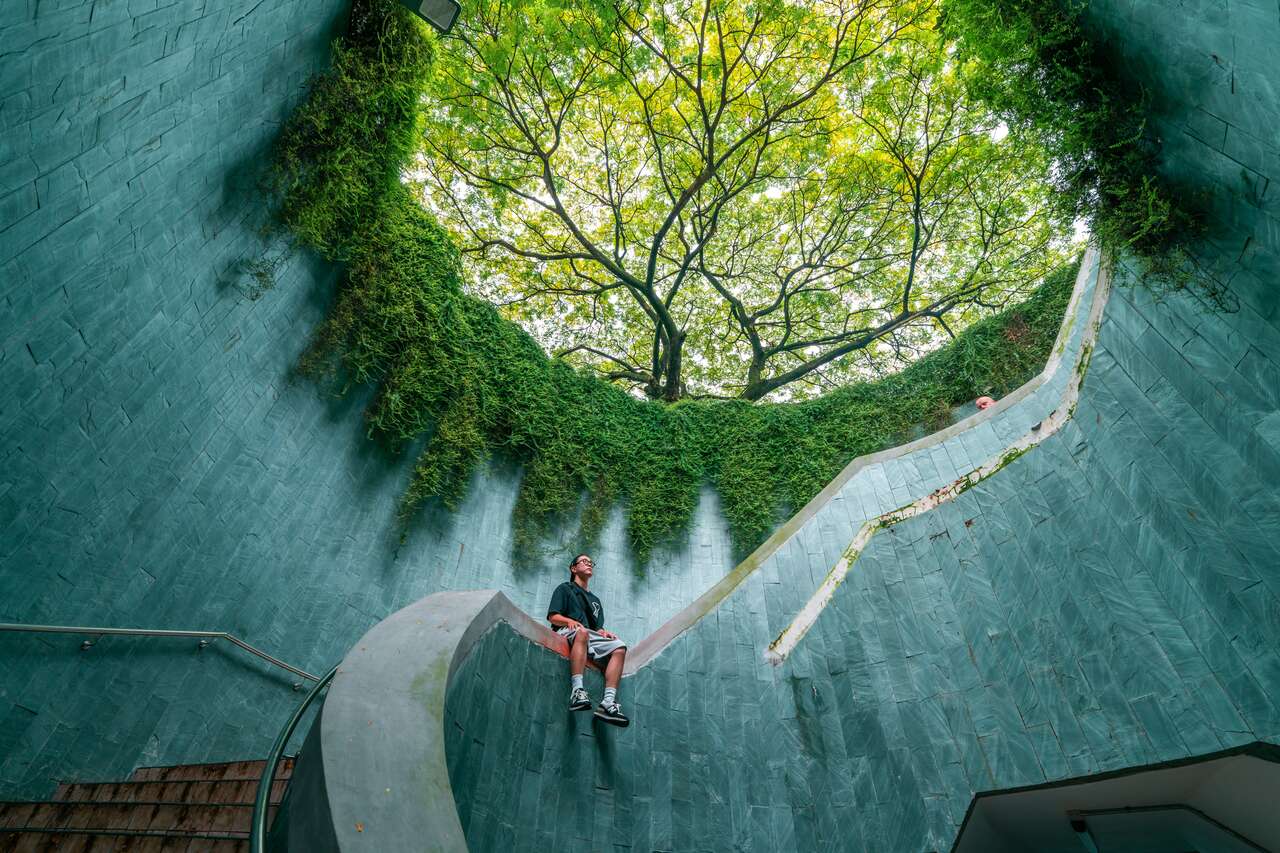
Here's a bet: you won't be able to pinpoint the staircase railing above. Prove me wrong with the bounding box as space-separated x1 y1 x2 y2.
250 665 339 853
1 621 336 849
0 622 320 687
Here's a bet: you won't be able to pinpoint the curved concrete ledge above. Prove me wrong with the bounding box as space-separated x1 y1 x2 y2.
763 247 1112 663
284 589 567 852
626 244 1110 673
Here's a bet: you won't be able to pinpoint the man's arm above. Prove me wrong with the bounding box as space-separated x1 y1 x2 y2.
549 612 586 631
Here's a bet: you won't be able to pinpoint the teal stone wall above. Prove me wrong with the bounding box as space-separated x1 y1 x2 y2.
443 254 1280 853
0 0 350 797
1086 0 1279 317
438 0 1280 850
0 0 736 799
3 2 1278 850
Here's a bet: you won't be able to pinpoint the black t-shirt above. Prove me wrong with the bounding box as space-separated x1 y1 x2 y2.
547 581 603 630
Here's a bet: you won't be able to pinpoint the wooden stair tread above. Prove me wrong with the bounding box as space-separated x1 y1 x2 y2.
127 759 292 784
0 827 248 851
52 779 285 804
0 758 292 851
0 801 277 831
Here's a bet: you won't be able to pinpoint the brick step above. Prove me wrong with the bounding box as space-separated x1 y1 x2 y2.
0 827 246 851
0 758 295 850
0 801 276 834
128 759 292 784
53 779 286 805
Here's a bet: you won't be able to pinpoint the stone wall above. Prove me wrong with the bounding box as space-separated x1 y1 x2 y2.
0 0 736 798
441 184 1280 853
437 0 1280 848
1087 0 1279 317
2 0 1276 826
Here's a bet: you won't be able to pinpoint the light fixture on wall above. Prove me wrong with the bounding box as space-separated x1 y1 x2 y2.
400 0 460 33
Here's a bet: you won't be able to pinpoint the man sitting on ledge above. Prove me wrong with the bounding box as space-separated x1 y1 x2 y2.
547 554 629 727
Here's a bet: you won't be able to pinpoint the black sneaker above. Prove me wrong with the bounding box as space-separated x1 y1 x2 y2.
569 687 592 711
594 700 629 727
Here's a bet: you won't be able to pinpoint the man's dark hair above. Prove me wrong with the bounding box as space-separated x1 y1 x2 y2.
569 553 591 576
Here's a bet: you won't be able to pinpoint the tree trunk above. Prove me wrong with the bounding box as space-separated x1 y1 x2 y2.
740 358 767 402
660 332 686 401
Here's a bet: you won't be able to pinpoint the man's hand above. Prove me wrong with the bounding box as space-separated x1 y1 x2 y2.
549 613 586 632
598 629 617 640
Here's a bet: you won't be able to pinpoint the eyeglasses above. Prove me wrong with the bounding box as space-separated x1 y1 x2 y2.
575 559 594 567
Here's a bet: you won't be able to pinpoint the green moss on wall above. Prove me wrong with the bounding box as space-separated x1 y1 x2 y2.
941 0 1204 271
270 0 1075 568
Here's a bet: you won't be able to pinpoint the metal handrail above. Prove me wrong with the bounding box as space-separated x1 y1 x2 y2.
0 622 319 684
250 665 339 853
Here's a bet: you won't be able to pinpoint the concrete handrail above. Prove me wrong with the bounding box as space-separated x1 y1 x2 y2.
283 589 567 852
626 243 1109 673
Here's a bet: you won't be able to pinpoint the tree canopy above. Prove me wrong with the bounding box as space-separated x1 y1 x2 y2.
269 0 1079 566
417 0 1072 401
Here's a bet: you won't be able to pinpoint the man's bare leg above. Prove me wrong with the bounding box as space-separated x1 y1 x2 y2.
568 630 592 711
571 629 589 677
595 647 630 726
604 646 625 691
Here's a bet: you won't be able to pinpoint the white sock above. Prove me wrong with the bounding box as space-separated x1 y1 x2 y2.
571 673 584 692
603 687 617 705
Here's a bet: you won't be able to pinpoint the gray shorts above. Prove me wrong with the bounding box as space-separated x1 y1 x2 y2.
556 627 627 662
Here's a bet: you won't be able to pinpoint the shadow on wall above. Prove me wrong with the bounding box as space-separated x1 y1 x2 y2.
1083 0 1279 305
